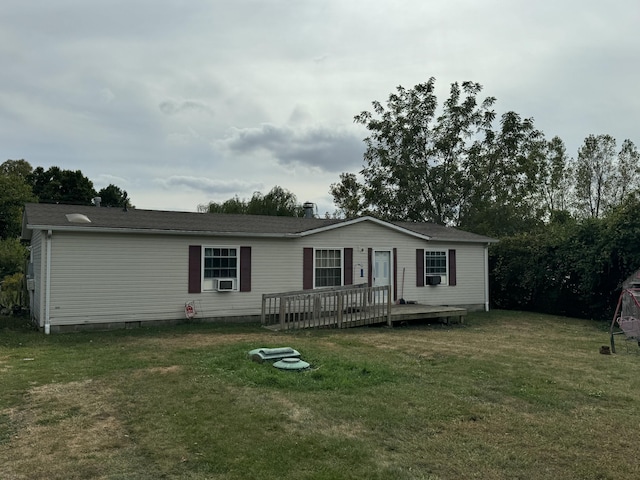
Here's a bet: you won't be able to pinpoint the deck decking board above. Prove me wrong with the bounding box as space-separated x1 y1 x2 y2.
264 304 466 331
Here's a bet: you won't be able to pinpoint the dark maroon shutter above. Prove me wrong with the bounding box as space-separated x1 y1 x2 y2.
303 247 313 289
393 248 398 301
188 245 202 293
448 249 457 286
344 248 353 285
240 247 251 292
367 248 373 287
416 249 424 287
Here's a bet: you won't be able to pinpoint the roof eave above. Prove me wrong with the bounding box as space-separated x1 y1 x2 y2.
25 224 299 238
431 237 499 244
296 216 433 241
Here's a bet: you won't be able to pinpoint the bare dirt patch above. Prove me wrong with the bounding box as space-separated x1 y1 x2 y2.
128 332 269 350
235 387 369 441
0 379 145 480
143 365 182 374
353 328 541 358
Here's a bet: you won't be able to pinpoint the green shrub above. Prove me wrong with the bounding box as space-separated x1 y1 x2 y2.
0 237 28 278
490 197 640 320
0 273 26 313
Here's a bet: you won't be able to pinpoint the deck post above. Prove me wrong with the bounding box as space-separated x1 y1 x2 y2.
279 296 285 330
387 286 392 326
261 284 409 330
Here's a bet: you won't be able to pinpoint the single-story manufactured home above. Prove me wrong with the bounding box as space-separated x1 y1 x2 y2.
21 203 496 332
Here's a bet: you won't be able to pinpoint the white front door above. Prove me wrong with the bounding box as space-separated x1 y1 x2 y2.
373 250 391 302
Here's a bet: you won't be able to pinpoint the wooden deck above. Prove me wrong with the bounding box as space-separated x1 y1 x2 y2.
263 303 466 331
390 304 466 324
262 284 391 331
261 284 466 331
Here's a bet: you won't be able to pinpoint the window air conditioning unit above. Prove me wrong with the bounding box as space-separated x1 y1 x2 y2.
215 278 236 291
426 275 441 286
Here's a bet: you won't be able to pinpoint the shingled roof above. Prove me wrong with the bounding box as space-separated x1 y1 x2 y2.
22 203 496 244
392 221 497 243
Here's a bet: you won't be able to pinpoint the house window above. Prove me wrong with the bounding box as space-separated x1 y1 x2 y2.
203 247 237 290
425 251 447 285
315 249 342 287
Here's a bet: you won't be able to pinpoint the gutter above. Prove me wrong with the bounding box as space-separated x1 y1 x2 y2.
27 225 300 238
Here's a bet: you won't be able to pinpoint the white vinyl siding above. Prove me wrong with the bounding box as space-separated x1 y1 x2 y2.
297 221 487 307
29 230 43 324
43 233 298 326
46 233 187 325
36 219 489 327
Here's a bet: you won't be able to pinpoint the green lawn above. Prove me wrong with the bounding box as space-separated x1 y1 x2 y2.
0 311 637 480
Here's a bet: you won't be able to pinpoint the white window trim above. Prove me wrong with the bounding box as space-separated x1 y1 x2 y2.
202 245 241 292
425 250 448 286
313 248 344 289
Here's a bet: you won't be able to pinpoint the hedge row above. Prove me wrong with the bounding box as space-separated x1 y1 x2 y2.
489 197 640 320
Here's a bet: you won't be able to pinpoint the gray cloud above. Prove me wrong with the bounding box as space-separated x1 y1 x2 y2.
157 176 264 196
159 101 214 116
94 173 129 190
222 124 364 172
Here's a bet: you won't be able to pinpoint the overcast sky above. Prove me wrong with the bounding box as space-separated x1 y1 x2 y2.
2 1 639 214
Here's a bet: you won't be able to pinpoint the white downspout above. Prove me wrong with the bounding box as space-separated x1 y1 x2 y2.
484 243 490 311
45 230 52 334
27 246 34 318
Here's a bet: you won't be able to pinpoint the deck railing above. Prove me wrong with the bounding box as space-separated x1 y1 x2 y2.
261 283 391 330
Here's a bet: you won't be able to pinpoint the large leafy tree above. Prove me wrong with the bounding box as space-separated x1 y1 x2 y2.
572 134 618 218
0 159 33 180
0 160 133 282
29 166 132 208
539 136 572 215
331 78 557 236
0 159 36 239
570 134 640 219
246 186 303 216
329 173 365 218
613 139 640 204
0 238 27 278
0 159 34 292
29 166 97 205
336 78 496 224
201 186 304 216
97 184 132 208
201 196 247 214
458 112 548 236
